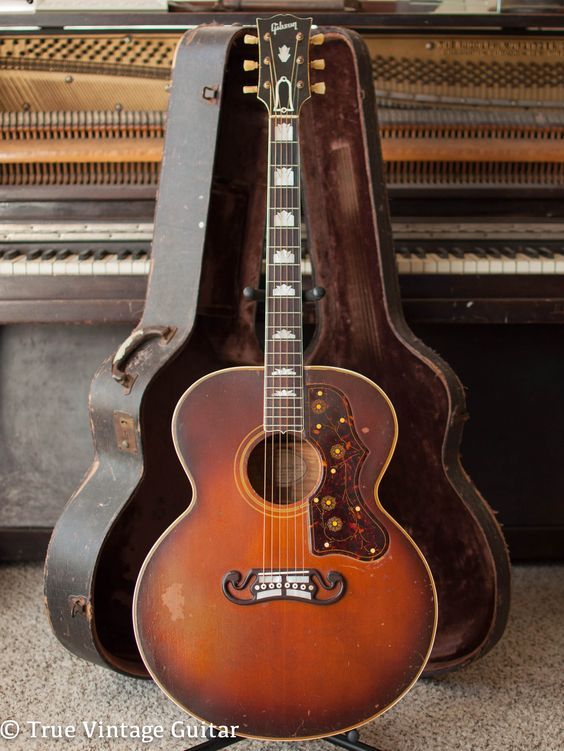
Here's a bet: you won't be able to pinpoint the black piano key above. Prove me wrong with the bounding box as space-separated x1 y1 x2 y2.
41 249 57 260
78 249 94 260
56 249 71 260
27 249 42 260
486 247 502 258
537 247 555 259
117 250 132 259
451 247 465 259
474 247 488 258
132 250 147 260
397 246 411 257
93 249 108 260
411 246 426 259
5 249 21 260
500 246 517 259
436 247 450 259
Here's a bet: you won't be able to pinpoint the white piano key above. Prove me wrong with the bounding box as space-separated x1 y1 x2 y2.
39 258 55 275
500 257 517 274
396 257 412 274
450 257 466 274
489 258 504 274
540 259 556 274
132 258 150 274
515 254 531 274
53 258 69 275
12 258 28 275
26 258 42 275
555 256 564 273
461 255 478 274
422 254 439 274
526 257 543 274
63 255 81 275
0 259 15 275
104 257 121 275
117 258 133 274
78 258 95 275
91 258 108 275
470 253 491 274
409 257 426 274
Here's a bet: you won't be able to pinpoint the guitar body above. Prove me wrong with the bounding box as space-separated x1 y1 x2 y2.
134 366 436 740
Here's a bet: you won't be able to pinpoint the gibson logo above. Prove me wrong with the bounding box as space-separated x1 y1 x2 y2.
271 20 297 35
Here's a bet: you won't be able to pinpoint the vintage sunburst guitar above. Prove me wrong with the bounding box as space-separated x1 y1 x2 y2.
134 15 437 741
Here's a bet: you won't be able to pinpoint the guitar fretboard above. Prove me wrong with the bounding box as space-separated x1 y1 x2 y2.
264 117 304 434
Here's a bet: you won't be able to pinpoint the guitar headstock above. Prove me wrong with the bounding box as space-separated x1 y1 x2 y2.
243 14 325 115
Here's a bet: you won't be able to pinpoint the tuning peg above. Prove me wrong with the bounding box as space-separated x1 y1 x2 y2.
243 85 258 94
310 33 325 46
310 59 325 70
244 34 259 45
311 82 326 95
243 60 259 71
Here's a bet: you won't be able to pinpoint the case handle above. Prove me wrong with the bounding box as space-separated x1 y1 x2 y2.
112 325 177 391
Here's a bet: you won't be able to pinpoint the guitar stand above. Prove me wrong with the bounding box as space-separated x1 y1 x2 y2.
184 727 385 751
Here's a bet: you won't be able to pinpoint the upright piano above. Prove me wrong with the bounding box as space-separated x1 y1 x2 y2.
0 4 562 560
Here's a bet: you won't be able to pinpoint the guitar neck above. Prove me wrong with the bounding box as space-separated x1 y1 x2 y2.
263 115 304 434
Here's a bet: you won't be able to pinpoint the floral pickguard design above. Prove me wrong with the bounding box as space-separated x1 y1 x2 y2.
307 385 389 561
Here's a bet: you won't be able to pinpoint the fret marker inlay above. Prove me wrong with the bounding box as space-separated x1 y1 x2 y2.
273 249 295 263
275 123 293 141
272 367 296 376
274 167 294 186
274 210 294 227
273 329 295 340
272 283 295 297
274 389 296 397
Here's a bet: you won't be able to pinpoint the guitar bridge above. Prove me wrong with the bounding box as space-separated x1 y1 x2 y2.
222 568 345 606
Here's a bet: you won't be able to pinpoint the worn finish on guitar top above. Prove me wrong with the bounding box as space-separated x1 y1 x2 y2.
134 366 436 740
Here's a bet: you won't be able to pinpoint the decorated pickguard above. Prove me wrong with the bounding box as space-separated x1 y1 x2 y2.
307 385 389 561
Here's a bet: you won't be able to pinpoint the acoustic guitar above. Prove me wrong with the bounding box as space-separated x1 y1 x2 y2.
133 15 437 740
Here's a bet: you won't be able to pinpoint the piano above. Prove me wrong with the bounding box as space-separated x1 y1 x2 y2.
0 5 563 561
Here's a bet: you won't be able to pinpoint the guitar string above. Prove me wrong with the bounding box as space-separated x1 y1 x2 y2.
291 44 298 576
267 42 276 581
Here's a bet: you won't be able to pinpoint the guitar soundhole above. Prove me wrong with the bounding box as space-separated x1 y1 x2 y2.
247 434 321 506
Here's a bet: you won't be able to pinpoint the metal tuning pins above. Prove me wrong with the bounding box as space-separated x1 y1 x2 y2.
243 60 259 71
310 33 325 46
244 34 259 45
310 59 325 70
311 82 326 95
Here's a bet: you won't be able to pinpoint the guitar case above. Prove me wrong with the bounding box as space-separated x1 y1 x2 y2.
45 24 510 679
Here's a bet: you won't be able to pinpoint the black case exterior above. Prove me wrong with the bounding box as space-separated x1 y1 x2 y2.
45 25 509 679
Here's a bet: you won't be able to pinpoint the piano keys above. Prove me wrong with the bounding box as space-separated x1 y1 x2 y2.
0 220 563 325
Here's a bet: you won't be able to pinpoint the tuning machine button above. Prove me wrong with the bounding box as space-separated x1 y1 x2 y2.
243 85 258 94
243 60 259 71
311 82 326 95
310 33 325 46
310 59 325 70
244 34 259 45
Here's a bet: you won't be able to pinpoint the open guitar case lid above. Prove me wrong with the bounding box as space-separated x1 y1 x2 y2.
45 24 510 681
